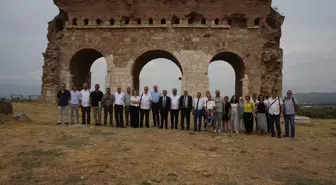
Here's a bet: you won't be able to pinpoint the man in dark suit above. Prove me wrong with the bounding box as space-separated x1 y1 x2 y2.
159 90 171 129
179 90 193 130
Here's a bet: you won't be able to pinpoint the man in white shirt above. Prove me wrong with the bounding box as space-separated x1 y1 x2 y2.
193 92 204 132
70 85 80 124
114 87 125 128
79 83 91 125
202 91 211 130
170 88 180 129
267 90 283 138
140 86 152 128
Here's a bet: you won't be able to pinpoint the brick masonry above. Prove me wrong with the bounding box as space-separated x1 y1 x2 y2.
41 0 284 103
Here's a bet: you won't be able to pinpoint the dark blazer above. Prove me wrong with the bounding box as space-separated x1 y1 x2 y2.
179 95 193 111
159 96 171 111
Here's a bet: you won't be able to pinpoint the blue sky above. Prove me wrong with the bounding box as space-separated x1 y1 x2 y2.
0 0 335 96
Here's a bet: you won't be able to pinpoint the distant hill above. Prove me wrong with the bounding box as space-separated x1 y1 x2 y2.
293 92 336 104
0 84 41 98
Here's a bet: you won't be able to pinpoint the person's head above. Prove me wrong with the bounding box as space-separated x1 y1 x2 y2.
271 90 277 98
132 89 138 96
153 85 158 92
72 85 77 91
258 95 265 102
252 94 257 101
95 84 100 91
172 88 177 95
126 87 131 94
264 91 269 99
206 91 210 96
245 95 251 102
287 90 293 98
239 97 244 103
117 87 121 93
215 90 220 97
162 90 167 96
224 96 229 102
197 92 201 98
184 90 188 96
230 95 238 103
106 87 111 94
61 83 66 90
144 86 149 93
83 82 88 90
207 94 212 100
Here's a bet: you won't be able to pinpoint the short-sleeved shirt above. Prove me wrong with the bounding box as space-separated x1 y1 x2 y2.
70 90 80 105
90 91 103 107
268 97 283 115
80 89 91 107
213 96 223 112
204 100 216 111
57 90 70 106
140 93 152 110
151 91 161 103
244 101 255 113
124 93 131 106
283 97 298 115
131 96 140 107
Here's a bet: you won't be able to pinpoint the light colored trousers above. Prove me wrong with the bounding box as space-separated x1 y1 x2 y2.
58 106 69 123
214 112 222 130
69 104 79 124
230 110 239 133
92 106 102 124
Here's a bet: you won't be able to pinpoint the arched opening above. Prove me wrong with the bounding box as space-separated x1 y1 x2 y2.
84 18 89 25
201 18 206 25
72 18 77 25
69 49 107 90
171 15 180 24
96 19 102 25
132 50 183 93
148 18 153 25
254 18 260 26
55 19 64 32
136 18 142 24
109 18 115 25
161 18 166 24
188 18 193 24
214 18 219 25
208 52 245 97
121 16 130 25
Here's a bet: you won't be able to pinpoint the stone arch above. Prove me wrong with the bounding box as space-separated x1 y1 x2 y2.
131 50 183 91
84 18 89 25
69 48 106 89
71 18 77 25
171 15 180 24
209 51 245 97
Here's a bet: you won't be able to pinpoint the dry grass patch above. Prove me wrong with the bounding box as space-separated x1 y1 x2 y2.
0 102 335 185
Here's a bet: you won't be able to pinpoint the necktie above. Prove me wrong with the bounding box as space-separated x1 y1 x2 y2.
163 97 166 108
196 98 199 110
184 96 187 108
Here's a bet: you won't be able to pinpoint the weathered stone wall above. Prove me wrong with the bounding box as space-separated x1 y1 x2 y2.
41 0 284 103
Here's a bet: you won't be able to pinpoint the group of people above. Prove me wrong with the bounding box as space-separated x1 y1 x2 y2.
57 83 299 138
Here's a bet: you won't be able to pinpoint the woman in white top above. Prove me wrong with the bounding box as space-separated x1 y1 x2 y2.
204 94 216 132
130 90 140 128
230 95 240 133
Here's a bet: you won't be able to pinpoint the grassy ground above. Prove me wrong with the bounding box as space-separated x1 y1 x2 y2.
0 102 335 185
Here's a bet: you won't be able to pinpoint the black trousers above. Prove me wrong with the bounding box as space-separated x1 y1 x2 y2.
160 109 169 129
140 109 150 128
104 106 113 125
152 103 160 127
170 109 179 129
270 114 281 137
243 112 253 133
114 105 124 127
181 108 191 130
130 106 139 128
81 106 91 124
266 113 271 132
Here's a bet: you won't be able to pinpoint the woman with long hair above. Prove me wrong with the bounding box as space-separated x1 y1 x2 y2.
222 96 231 132
256 95 268 135
130 89 140 128
243 95 255 134
230 95 239 133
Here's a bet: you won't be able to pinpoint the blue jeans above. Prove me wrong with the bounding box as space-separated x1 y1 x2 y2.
194 110 203 130
284 114 295 137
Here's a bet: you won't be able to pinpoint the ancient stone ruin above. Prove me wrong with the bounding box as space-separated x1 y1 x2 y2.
41 0 284 103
